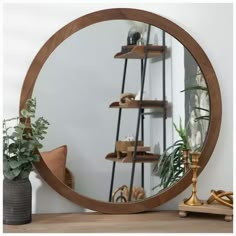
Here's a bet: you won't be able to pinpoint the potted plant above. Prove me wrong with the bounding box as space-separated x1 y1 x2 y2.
152 118 190 191
3 98 49 225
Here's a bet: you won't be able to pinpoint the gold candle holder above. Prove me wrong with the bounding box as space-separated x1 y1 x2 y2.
184 152 203 206
182 149 190 172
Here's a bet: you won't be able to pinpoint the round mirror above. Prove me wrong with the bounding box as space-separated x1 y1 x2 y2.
20 8 221 213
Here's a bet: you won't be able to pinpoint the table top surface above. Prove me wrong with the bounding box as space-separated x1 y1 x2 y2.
3 210 233 233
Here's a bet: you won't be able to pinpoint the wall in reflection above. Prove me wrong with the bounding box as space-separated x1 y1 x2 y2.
33 20 209 202
34 20 144 201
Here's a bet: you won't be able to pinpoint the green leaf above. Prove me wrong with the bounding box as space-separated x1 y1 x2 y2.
14 126 23 133
8 143 18 154
180 85 208 93
18 122 26 129
20 147 26 152
8 159 28 169
3 159 10 171
21 109 30 118
18 170 30 179
28 154 40 162
153 138 187 191
11 168 22 177
5 168 22 180
3 171 15 180
195 116 210 121
194 107 210 113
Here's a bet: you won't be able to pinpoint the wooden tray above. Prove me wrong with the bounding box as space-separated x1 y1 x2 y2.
178 200 233 222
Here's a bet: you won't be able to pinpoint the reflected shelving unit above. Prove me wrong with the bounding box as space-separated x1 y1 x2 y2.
107 25 167 202
105 152 160 163
109 100 167 109
114 45 166 59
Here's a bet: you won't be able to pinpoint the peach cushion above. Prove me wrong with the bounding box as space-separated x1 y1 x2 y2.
40 145 67 183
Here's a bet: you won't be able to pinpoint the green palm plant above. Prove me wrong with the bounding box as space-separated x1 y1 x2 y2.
153 118 190 191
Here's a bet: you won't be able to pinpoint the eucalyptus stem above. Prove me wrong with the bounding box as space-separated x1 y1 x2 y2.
3 98 49 180
3 117 18 122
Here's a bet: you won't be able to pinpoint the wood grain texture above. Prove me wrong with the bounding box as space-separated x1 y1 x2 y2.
3 211 232 233
178 201 233 222
114 45 166 59
179 201 233 216
105 152 160 163
109 100 166 108
20 8 222 213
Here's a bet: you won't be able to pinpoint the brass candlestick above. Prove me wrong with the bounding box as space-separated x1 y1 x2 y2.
184 152 203 206
182 149 190 172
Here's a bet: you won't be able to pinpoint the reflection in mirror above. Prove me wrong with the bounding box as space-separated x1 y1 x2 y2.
33 19 209 202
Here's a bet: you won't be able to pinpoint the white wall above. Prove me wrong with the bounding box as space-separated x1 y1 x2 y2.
33 20 143 202
147 31 187 195
3 3 233 213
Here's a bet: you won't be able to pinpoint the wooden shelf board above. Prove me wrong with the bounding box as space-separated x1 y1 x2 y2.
114 45 166 59
109 100 167 109
127 146 150 152
105 152 160 163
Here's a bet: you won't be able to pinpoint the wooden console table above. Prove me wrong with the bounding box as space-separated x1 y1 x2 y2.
3 211 233 233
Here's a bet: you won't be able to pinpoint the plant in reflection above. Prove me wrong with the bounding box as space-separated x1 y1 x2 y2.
3 98 49 180
152 68 210 192
182 68 210 151
152 118 190 191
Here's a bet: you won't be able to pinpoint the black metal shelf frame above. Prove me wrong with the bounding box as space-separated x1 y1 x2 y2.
108 25 166 202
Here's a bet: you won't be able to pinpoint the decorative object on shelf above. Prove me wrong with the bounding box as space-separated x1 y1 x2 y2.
184 152 202 206
40 145 75 189
3 98 49 225
207 190 233 209
178 200 233 222
123 135 135 141
119 93 135 106
153 118 190 191
127 27 141 45
123 185 146 201
115 140 144 159
112 186 127 202
178 137 232 221
127 21 148 45
179 189 233 221
136 36 145 45
112 185 146 202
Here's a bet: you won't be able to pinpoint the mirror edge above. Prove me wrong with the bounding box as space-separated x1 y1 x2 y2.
19 8 222 213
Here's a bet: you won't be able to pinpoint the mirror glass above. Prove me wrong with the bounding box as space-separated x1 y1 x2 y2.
33 20 210 202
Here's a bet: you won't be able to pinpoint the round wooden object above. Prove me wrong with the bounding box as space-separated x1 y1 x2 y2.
20 8 222 213
224 215 233 222
179 211 188 217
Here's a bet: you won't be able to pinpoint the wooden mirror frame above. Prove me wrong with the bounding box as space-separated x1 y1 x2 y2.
20 8 221 213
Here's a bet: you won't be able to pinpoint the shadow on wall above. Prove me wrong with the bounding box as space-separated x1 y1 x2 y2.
30 171 84 214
